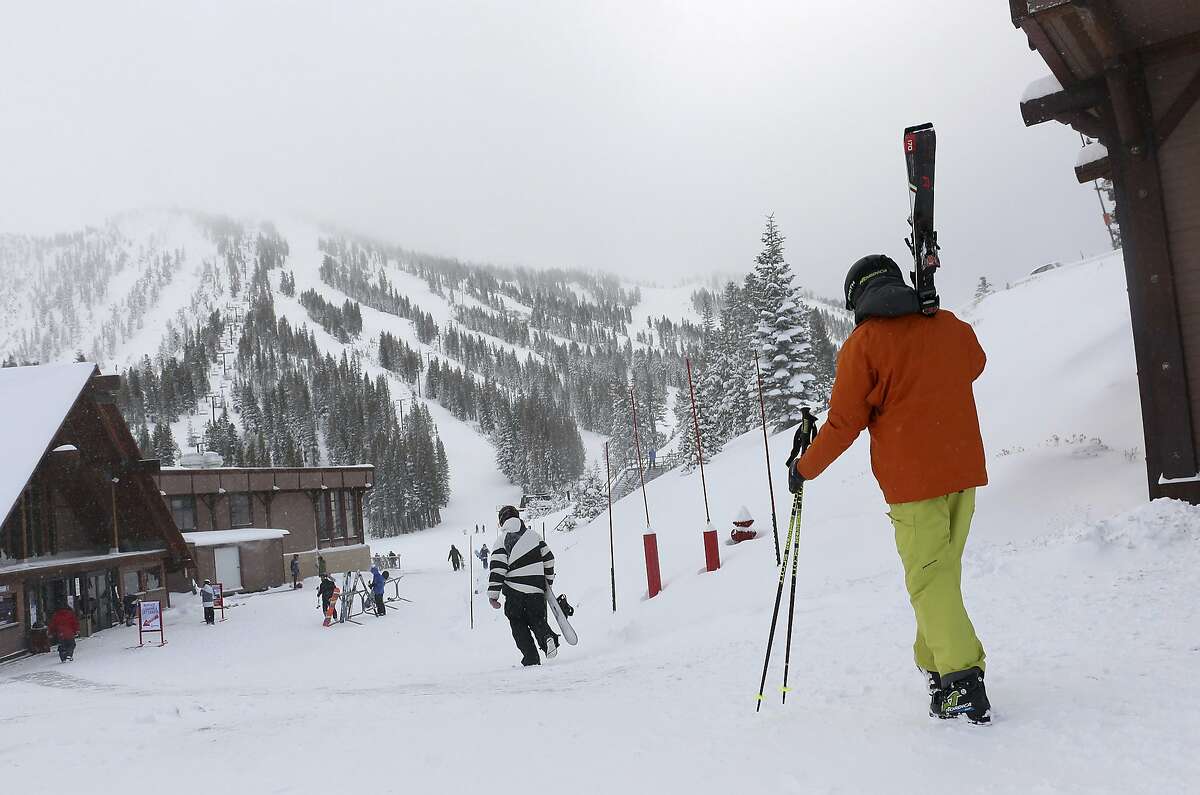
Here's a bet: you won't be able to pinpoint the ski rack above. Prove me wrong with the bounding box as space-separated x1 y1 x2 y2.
338 571 413 624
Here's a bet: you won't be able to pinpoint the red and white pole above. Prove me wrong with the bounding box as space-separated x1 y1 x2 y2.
686 358 719 572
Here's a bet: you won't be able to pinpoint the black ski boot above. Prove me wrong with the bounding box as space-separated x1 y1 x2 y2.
934 668 991 725
920 668 941 716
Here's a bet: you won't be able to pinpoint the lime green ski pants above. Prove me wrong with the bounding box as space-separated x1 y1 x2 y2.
888 488 986 677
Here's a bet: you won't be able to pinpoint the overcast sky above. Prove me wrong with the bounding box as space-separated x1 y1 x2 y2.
0 1 1109 304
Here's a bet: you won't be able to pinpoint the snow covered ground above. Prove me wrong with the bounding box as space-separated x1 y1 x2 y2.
3 250 1199 793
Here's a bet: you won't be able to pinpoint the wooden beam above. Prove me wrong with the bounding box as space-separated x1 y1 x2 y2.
1075 154 1111 183
1019 16 1079 87
1104 58 1199 485
1143 30 1200 67
1020 79 1107 126
1156 66 1200 148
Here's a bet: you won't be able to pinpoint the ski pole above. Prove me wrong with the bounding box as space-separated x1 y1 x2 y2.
779 412 815 704
754 491 801 712
780 482 804 703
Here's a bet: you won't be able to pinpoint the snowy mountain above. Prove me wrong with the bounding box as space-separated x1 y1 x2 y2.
4 247 1195 792
3 209 841 534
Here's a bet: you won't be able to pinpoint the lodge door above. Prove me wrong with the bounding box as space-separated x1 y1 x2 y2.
85 571 116 633
214 546 243 591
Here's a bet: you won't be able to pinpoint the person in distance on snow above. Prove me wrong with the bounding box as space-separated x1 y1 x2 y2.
290 554 301 589
448 545 463 572
789 254 992 725
317 574 337 619
48 600 79 662
488 505 558 666
370 564 387 617
200 579 216 625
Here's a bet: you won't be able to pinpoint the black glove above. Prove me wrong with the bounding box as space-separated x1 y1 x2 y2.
787 461 805 494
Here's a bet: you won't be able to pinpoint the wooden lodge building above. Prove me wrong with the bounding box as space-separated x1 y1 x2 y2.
155 463 373 590
0 363 190 661
1011 1 1200 503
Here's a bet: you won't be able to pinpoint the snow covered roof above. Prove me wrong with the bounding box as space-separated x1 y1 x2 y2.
0 362 97 528
182 528 290 547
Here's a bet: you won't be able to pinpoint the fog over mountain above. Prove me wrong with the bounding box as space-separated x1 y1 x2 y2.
1 2 1105 302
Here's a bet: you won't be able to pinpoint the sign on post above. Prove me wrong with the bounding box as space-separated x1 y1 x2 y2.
138 600 166 647
213 583 227 621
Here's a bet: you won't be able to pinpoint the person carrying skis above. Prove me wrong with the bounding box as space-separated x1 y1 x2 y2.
48 600 79 662
448 545 463 572
789 255 992 725
323 581 341 627
370 564 387 617
200 579 216 625
318 574 336 619
488 505 558 666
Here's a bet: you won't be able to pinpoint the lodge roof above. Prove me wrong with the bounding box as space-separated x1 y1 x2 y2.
0 362 98 529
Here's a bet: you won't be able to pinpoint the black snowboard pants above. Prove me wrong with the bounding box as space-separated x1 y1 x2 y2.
503 590 555 666
374 593 386 616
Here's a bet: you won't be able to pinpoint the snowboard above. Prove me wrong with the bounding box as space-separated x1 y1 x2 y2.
546 586 578 646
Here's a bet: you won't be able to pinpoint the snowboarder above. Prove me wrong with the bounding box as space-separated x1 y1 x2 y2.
290 555 301 589
318 574 337 619
47 601 79 662
790 254 991 725
488 505 558 666
448 545 463 572
200 579 216 625
370 565 387 617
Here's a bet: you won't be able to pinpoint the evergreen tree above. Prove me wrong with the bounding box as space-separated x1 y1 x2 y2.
974 276 994 303
572 465 608 523
749 216 816 428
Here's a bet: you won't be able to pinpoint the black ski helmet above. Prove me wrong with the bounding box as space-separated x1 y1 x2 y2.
843 255 921 324
498 505 520 526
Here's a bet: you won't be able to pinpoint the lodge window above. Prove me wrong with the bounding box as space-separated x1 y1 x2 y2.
316 493 332 542
122 568 162 594
349 492 362 538
0 485 55 560
170 496 197 531
332 491 346 538
0 590 16 628
229 493 252 528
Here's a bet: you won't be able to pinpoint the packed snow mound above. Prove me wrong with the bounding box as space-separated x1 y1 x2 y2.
1074 497 1200 549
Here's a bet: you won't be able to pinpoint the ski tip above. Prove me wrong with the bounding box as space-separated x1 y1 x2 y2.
904 122 934 134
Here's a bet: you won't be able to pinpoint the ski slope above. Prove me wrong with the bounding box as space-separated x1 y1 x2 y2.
4 249 1197 793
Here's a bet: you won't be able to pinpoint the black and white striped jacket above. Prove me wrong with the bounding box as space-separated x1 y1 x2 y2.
488 521 555 599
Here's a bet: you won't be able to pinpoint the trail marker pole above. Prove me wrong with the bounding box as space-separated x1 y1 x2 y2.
630 386 660 597
605 442 616 613
469 526 475 629
754 351 782 566
686 358 719 572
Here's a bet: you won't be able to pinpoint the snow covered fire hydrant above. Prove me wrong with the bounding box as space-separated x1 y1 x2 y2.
730 505 757 544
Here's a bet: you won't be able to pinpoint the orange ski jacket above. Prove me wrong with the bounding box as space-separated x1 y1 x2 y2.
796 309 987 505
